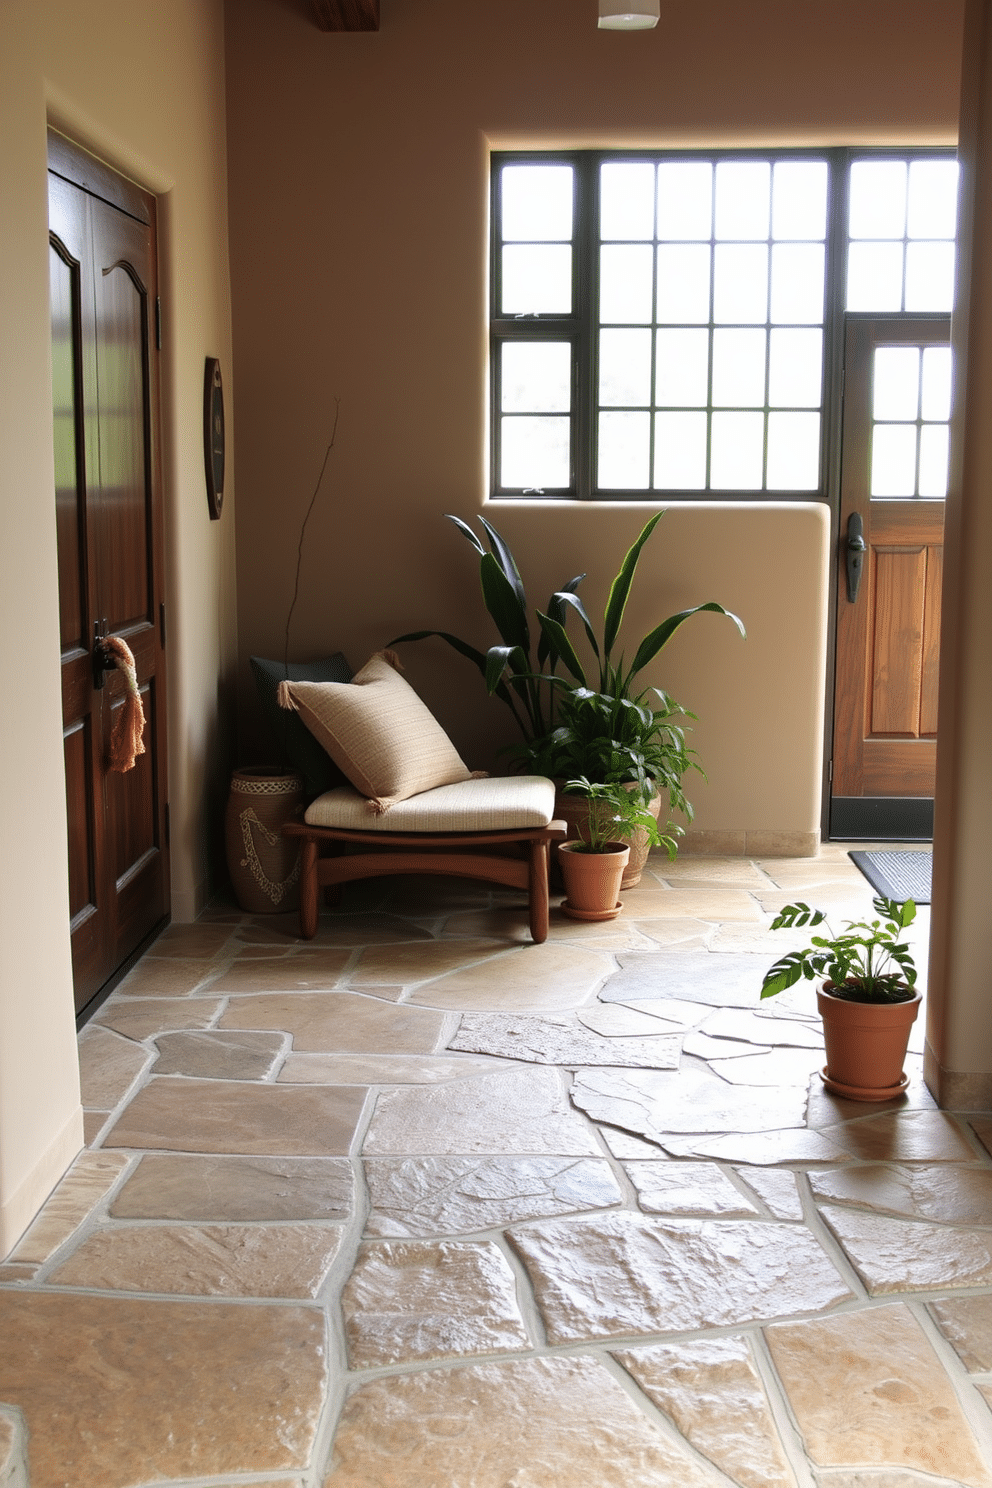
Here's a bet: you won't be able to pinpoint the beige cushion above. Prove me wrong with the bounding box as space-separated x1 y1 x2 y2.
305 776 557 833
278 651 471 813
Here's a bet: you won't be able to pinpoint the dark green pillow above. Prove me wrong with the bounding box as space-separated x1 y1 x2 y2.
250 654 353 797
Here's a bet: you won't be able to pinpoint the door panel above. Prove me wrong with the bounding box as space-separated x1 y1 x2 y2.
832 318 948 836
48 138 169 1017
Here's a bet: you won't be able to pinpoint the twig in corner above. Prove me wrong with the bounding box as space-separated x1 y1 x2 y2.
283 399 341 673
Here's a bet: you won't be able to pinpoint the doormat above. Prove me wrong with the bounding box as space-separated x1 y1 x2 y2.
849 849 932 905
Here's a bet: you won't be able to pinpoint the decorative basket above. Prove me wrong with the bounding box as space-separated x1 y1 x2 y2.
225 766 305 913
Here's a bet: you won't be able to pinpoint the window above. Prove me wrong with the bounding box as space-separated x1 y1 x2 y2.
490 150 958 499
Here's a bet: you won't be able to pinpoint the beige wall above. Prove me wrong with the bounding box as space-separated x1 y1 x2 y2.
0 0 236 1256
225 0 963 847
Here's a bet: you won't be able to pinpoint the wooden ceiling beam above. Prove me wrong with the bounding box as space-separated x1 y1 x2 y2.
310 0 380 30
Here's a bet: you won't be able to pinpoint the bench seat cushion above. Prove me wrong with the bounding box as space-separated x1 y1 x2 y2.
304 776 556 834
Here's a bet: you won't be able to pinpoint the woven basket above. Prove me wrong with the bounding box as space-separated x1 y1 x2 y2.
225 766 305 913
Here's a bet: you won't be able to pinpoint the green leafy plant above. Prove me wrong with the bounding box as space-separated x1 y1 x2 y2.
563 777 671 856
760 896 919 1004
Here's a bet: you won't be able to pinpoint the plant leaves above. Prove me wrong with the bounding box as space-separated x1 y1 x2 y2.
479 516 527 612
554 590 601 660
445 513 486 556
603 511 666 661
480 551 530 652
628 602 746 679
536 611 588 685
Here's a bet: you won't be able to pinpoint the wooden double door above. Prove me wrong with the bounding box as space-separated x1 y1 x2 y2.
48 134 170 1017
831 317 949 840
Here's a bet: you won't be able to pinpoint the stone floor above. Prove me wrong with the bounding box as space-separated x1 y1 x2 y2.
4 843 992 1488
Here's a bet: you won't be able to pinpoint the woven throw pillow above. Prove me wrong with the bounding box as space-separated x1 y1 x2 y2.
277 650 473 813
250 653 353 797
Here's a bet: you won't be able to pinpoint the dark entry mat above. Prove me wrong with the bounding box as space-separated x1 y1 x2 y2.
849 849 932 905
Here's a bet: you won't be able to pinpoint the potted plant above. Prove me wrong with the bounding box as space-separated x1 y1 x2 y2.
392 512 744 875
557 778 665 922
760 896 921 1100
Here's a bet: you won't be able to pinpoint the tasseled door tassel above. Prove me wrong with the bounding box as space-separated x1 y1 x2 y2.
102 636 146 772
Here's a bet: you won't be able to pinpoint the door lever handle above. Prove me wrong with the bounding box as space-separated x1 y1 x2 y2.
93 619 112 690
845 513 866 603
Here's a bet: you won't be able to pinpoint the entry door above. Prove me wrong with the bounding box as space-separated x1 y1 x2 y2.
48 136 170 1017
831 317 950 839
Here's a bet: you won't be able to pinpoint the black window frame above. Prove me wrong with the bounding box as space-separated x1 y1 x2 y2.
489 146 957 503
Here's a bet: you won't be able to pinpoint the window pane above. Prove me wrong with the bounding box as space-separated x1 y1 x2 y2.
768 328 823 407
654 411 708 488
873 347 920 421
907 160 959 239
713 244 768 323
846 242 904 311
599 328 652 406
655 328 710 406
710 410 764 488
850 161 907 238
711 328 766 406
919 422 950 497
502 245 572 314
657 162 713 240
715 161 770 240
501 416 570 488
501 342 572 412
501 165 573 241
905 241 956 312
871 424 917 497
598 411 650 488
601 162 655 240
772 161 828 240
657 244 711 322
770 243 825 323
766 412 820 489
600 244 654 323
921 346 952 421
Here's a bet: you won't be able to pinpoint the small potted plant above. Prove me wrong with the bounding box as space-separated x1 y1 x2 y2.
760 896 921 1100
557 777 668 922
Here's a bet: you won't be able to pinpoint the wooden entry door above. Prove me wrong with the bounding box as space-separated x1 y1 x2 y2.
48 135 170 1017
831 317 950 839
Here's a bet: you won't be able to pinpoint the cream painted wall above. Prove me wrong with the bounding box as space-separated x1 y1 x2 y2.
0 0 236 1257
225 0 963 843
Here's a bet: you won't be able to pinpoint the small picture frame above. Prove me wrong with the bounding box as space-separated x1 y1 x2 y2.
204 357 225 519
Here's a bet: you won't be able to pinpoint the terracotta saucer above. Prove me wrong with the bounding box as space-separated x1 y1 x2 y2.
820 1066 910 1101
561 900 623 922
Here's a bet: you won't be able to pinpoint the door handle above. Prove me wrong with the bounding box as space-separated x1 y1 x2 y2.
92 618 111 690
845 513 866 603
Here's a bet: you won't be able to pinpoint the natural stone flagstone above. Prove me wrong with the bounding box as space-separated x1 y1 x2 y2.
152 1029 285 1079
662 1128 850 1165
614 1336 795 1488
208 948 351 992
819 1205 992 1294
577 1002 687 1037
219 991 448 1054
10 1152 128 1264
765 1303 992 1488
734 1165 805 1219
95 997 225 1038
45 1222 343 1298
404 942 614 1013
824 1111 975 1162
809 1163 992 1225
76 1025 152 1109
340 1239 531 1365
448 1011 681 1068
364 1155 623 1236
622 1160 760 1216
0 1292 326 1487
569 1065 808 1141
363 1065 601 1156
110 1154 354 1221
682 1030 771 1060
278 1051 501 1084
324 1355 730 1487
348 937 509 985
600 951 763 1006
700 1006 824 1048
104 1077 367 1155
507 1210 852 1343
708 1047 826 1086
930 1294 992 1372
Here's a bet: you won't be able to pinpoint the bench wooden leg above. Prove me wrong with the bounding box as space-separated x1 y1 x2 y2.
528 838 550 944
299 837 320 939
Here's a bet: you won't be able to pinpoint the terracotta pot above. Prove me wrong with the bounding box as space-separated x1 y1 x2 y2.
816 981 922 1100
554 781 662 889
558 840 630 921
226 766 306 913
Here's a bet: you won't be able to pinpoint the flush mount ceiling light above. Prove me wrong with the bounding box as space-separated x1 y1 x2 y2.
598 0 660 28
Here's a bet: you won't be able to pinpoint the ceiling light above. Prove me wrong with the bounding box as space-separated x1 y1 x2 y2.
598 0 660 29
